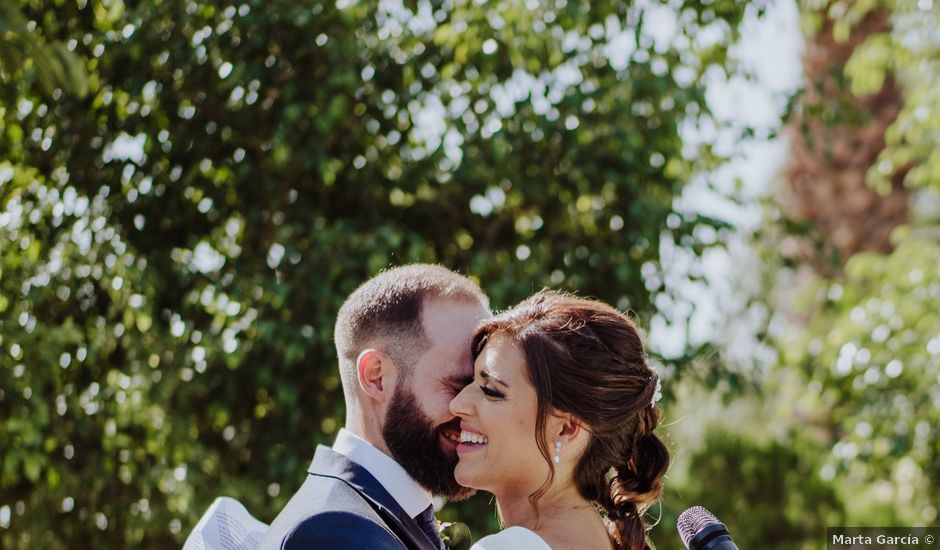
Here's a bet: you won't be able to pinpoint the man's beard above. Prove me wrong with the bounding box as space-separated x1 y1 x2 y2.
383 383 475 501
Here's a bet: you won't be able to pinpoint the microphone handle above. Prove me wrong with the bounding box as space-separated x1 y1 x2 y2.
690 524 740 550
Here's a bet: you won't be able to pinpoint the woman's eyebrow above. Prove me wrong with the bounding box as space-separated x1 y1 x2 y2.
481 370 509 388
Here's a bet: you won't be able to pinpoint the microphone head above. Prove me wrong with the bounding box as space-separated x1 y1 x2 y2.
677 506 722 548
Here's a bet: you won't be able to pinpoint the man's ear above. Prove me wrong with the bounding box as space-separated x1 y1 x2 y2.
356 349 396 402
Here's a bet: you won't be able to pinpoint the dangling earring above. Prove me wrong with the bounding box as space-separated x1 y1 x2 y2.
553 441 562 463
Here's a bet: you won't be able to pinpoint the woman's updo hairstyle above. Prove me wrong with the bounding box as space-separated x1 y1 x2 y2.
471 290 669 550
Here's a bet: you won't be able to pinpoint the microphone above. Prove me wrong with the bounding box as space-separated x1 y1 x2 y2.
677 506 740 550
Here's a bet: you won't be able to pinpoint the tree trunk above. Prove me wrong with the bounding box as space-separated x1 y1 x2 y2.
780 5 910 276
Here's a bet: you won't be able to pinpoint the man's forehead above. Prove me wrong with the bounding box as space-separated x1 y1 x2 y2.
421 298 489 338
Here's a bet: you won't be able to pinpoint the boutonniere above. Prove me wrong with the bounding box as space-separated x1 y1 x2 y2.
438 521 472 550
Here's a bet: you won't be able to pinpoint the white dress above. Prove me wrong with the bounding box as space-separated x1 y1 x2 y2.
471 526 553 549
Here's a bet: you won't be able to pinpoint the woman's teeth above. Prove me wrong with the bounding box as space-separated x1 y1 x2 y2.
459 430 488 444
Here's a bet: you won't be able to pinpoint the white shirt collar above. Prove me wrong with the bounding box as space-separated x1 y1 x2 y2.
332 428 432 518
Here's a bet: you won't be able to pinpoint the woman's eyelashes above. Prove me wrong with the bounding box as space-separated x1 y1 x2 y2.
479 384 505 399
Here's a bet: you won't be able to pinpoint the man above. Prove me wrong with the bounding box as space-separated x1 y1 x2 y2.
262 264 490 550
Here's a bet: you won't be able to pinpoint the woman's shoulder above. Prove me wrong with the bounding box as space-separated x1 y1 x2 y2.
470 526 553 550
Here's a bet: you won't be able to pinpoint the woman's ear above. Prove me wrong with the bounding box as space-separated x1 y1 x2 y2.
356 349 396 402
550 411 586 447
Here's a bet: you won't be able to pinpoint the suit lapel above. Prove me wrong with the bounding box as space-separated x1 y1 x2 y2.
309 445 439 550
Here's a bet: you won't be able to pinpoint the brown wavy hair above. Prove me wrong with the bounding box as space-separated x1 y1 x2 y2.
471 290 669 550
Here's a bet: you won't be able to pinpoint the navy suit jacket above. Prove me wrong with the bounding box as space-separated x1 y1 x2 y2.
261 445 441 550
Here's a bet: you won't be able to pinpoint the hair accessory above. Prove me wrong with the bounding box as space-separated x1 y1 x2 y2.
553 441 561 463
649 374 662 408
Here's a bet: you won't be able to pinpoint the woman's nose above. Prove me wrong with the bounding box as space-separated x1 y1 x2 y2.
449 384 473 417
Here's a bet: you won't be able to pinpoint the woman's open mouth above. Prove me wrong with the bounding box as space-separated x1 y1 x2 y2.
455 429 488 453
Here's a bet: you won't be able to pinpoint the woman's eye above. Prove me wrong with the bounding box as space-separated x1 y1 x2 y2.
479 385 504 399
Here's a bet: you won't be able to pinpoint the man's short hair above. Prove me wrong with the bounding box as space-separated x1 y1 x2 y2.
334 264 489 394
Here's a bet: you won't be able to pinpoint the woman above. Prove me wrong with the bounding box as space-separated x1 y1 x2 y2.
449 290 668 550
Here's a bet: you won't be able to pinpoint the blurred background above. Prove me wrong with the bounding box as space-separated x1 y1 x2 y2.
1 0 938 548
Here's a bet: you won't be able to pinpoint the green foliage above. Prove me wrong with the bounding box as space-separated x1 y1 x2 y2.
663 430 844 550
0 0 87 97
0 0 754 547
777 234 940 524
768 0 940 527
840 0 940 194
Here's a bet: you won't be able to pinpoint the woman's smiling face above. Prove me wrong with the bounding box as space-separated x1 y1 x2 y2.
448 333 554 497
